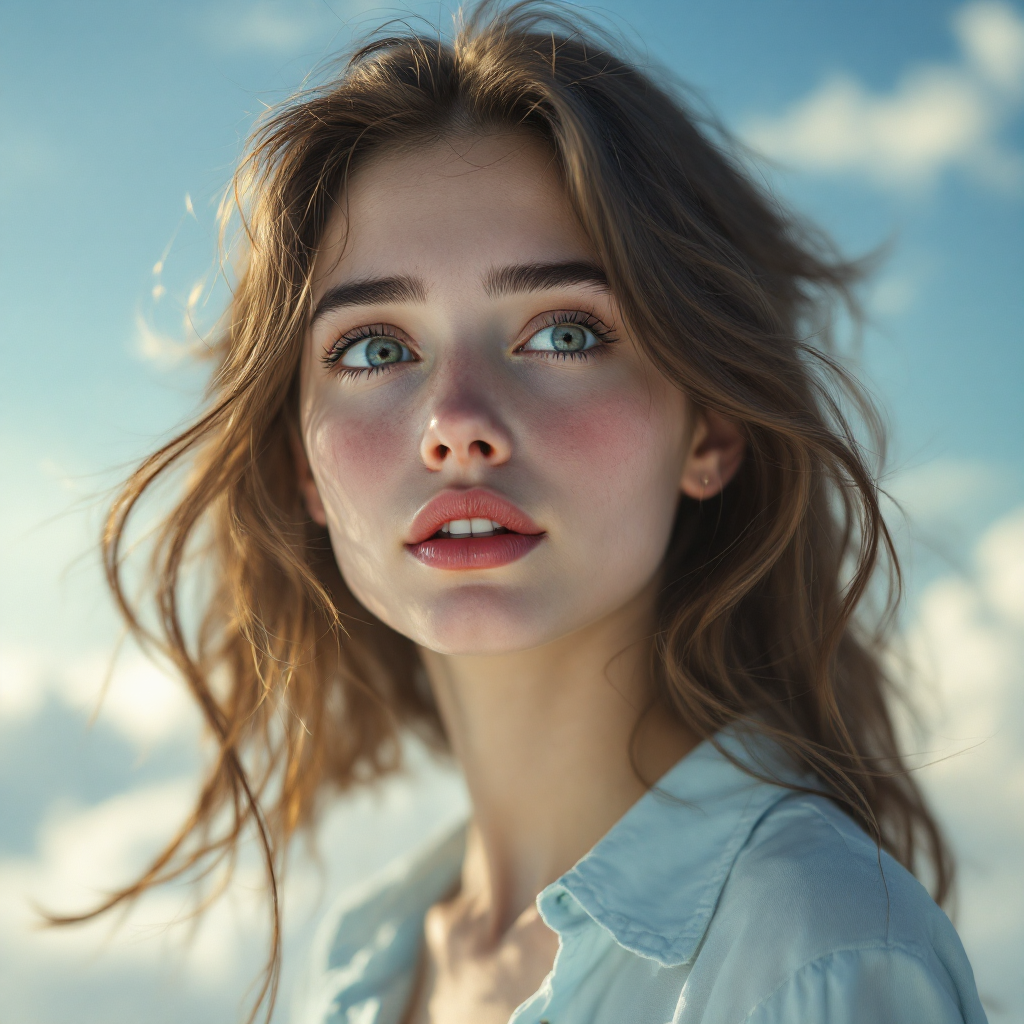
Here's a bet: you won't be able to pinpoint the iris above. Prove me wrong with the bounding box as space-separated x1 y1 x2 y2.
365 338 404 365
551 324 587 352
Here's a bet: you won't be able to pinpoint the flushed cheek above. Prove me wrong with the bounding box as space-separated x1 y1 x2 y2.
307 406 418 627
525 384 687 525
307 403 415 547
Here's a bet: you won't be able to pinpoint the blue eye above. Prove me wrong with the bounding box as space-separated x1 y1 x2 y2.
521 322 600 354
339 335 414 368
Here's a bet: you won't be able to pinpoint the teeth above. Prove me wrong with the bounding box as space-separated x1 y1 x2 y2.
438 518 507 538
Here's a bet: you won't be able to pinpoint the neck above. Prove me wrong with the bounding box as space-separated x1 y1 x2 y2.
418 585 696 939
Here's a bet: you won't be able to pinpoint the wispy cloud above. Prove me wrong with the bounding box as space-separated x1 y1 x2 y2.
134 314 207 367
207 1 334 55
136 195 214 367
0 713 466 1021
885 457 1009 523
745 2 1024 189
901 506 1024 1017
0 647 200 746
865 251 939 317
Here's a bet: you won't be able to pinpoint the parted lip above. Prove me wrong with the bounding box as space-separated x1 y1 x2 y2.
406 488 543 545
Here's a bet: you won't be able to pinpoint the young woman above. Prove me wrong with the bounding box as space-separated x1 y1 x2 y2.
92 3 986 1022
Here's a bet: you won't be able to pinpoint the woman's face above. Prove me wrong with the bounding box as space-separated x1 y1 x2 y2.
298 134 696 655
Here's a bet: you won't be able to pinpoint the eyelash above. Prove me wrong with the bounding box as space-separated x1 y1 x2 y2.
320 310 618 377
321 323 408 378
522 310 618 361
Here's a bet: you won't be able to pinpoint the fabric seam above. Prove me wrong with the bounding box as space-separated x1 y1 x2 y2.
738 941 955 1024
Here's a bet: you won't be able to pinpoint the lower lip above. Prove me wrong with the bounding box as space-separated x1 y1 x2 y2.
406 533 544 570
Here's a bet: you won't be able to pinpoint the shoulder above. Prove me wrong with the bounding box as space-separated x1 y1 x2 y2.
687 793 987 1024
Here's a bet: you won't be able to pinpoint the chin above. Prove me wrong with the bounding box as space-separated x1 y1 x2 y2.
399 584 568 656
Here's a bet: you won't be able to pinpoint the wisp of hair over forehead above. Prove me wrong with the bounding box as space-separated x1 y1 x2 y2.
66 3 950 1020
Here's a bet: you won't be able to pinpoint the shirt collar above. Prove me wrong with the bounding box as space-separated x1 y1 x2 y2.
542 727 806 967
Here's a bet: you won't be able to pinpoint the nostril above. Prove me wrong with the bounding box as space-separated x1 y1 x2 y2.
475 440 493 458
437 444 449 459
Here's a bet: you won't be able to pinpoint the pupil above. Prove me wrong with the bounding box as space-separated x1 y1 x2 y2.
552 325 586 352
367 338 401 365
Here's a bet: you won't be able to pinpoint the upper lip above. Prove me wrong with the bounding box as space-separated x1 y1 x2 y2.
406 488 543 544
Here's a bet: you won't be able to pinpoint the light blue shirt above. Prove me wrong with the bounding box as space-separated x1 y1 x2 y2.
291 731 987 1024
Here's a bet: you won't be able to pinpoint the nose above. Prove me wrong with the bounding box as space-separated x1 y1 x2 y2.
418 390 513 472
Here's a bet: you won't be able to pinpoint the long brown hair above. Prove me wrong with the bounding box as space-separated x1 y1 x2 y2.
72 2 950 1018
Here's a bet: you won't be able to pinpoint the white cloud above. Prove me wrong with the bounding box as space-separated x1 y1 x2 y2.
0 778 263 989
67 652 203 745
0 646 200 746
884 457 1017 525
0 649 48 720
958 0 1024 92
0 735 467 1021
745 1 1024 189
977 506 1024 625
902 505 1024 1019
32 780 199 903
134 313 203 367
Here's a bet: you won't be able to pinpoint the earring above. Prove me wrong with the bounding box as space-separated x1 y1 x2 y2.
701 475 709 487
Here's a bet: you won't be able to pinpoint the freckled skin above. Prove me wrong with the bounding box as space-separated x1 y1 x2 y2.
299 134 696 655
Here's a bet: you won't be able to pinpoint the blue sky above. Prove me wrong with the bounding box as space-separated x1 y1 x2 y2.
1 2 1022 1021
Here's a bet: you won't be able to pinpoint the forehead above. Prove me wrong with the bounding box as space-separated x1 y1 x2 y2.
313 133 595 294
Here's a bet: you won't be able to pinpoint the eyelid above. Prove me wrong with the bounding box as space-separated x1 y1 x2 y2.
514 309 618 349
321 322 418 368
319 310 616 371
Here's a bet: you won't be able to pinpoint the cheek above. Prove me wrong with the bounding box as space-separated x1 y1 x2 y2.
323 411 404 486
305 399 413 545
306 401 416 624
527 377 686 503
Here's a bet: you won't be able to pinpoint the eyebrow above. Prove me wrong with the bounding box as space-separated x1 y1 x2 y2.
310 260 609 325
310 275 427 325
484 260 608 297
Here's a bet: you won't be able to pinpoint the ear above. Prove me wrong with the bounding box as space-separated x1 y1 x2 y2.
288 426 328 527
679 409 746 500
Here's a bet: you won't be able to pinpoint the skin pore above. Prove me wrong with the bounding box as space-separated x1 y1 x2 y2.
296 134 744 1023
